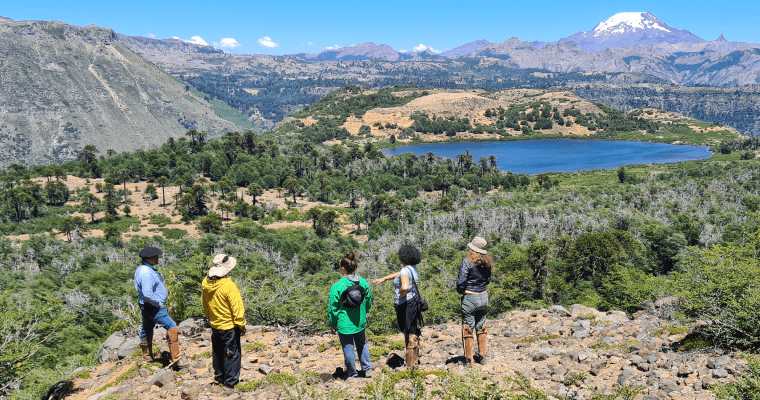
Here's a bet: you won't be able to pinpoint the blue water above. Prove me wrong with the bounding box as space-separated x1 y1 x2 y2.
380 140 712 175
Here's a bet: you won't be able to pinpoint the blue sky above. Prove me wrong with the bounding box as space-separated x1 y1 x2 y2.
4 0 759 55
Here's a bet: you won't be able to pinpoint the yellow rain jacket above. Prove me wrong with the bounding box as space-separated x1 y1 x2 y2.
202 277 247 331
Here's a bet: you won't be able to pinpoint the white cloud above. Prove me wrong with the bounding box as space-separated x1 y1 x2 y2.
308 41 314 46
145 33 155 38
171 36 181 40
218 38 241 49
188 36 208 46
257 36 279 48
413 43 441 53
325 44 341 50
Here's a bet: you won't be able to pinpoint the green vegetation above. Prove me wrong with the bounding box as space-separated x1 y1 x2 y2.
715 353 760 399
0 86 757 398
243 342 267 351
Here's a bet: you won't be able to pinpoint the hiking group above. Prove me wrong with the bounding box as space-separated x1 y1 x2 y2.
133 237 493 387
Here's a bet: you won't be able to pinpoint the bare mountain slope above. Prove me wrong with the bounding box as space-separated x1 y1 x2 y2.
0 18 241 167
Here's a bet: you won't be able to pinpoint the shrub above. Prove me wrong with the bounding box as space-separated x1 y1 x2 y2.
714 353 760 399
673 235 760 349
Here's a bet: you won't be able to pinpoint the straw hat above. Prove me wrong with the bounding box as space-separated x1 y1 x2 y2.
208 254 237 278
467 237 487 255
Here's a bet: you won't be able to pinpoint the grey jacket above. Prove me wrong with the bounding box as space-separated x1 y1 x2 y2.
455 258 491 294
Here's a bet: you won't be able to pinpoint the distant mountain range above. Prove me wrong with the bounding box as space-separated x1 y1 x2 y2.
3 12 760 166
292 12 755 61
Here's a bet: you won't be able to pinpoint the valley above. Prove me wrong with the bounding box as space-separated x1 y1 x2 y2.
2 10 760 400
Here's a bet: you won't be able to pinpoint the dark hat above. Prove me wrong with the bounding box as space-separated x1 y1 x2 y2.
139 247 162 259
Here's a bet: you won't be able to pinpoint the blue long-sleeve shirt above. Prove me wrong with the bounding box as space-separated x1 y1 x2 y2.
134 263 168 308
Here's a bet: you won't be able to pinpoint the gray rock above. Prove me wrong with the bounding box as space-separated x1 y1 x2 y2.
149 370 175 387
707 355 731 369
117 337 141 360
605 310 629 323
531 352 548 361
177 318 207 337
548 305 571 317
86 386 118 400
259 364 276 375
617 368 639 386
659 377 680 393
137 368 150 378
712 368 729 379
97 331 127 363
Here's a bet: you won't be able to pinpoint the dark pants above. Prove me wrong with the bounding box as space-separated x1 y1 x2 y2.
211 327 241 387
394 297 421 336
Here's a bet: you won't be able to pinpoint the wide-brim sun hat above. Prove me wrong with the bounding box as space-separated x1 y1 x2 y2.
468 237 487 255
208 254 237 278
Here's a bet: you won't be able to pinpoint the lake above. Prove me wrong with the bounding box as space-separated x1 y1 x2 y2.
380 139 712 175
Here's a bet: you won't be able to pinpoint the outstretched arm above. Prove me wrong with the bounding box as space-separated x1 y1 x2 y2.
372 271 400 284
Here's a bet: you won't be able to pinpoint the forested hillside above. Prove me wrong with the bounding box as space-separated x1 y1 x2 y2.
1 86 759 399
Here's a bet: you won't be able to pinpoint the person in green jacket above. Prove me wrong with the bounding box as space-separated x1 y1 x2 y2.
328 251 372 378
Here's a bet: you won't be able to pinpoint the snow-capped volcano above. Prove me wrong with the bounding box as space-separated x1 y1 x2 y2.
558 11 704 51
593 12 671 36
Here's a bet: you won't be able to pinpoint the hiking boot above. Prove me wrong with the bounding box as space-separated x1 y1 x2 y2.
405 334 419 369
476 326 488 364
462 325 475 364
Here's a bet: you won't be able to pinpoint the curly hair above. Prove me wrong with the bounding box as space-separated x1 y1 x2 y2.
398 244 422 266
339 251 359 274
468 251 494 268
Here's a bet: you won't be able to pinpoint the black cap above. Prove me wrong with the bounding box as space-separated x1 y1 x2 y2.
139 247 162 259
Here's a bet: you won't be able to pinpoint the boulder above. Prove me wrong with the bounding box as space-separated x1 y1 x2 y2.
148 370 175 387
117 337 141 360
570 304 607 320
177 318 207 337
605 310 629 323
97 331 127 363
548 305 571 317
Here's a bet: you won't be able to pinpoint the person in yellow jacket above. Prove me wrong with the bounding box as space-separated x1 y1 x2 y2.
202 254 247 388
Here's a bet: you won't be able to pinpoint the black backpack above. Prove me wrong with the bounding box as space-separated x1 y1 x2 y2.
340 281 366 309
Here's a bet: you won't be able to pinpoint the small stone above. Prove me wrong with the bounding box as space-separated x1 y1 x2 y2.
712 368 729 379
180 386 200 400
659 377 679 393
149 370 175 387
708 356 731 369
259 364 277 376
617 368 638 386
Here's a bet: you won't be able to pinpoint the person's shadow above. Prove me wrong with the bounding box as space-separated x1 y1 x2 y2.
445 356 468 365
385 353 405 369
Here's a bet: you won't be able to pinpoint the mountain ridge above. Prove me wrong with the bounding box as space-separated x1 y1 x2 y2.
0 17 245 167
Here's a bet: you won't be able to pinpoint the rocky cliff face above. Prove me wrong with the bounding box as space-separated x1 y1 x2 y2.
0 18 240 167
58 302 744 400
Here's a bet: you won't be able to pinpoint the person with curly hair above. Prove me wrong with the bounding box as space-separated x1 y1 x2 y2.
328 251 373 378
372 244 423 368
456 237 494 365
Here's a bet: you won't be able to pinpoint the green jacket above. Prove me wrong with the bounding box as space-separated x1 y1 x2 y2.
328 275 372 334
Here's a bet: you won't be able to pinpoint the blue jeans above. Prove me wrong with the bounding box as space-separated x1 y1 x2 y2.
338 330 371 377
139 304 177 340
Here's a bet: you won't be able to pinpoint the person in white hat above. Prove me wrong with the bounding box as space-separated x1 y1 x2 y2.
455 237 493 365
202 254 247 388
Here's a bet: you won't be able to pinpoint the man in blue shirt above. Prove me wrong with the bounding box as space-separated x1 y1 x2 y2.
135 246 183 367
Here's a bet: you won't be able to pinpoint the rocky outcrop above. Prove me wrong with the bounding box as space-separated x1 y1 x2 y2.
67 304 747 400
